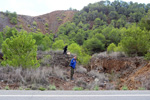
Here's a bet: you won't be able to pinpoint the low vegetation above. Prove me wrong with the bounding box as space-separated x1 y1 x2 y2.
4 10 17 24
0 0 150 90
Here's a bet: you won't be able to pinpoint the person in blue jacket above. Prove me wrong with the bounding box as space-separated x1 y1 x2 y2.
70 56 77 80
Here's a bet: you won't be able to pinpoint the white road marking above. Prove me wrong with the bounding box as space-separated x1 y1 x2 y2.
0 95 150 97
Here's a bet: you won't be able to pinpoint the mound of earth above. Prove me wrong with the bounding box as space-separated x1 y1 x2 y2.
0 10 76 34
88 52 149 90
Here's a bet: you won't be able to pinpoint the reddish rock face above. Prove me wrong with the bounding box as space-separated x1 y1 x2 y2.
88 52 150 90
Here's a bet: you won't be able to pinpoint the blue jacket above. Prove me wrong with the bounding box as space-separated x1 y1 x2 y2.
70 58 76 69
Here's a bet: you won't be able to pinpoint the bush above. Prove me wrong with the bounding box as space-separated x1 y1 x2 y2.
39 87 46 91
121 85 128 90
94 85 99 90
121 25 150 56
5 86 10 90
49 85 56 90
25 88 30 90
73 87 83 91
68 43 91 65
19 24 23 29
1 30 39 68
52 40 65 50
19 87 23 90
68 43 82 56
83 38 104 55
10 17 17 24
0 32 3 48
2 26 18 40
6 11 17 25
45 28 49 30
33 21 37 26
138 87 145 90
41 38 51 51
145 52 150 60
28 25 30 27
45 23 49 27
37 29 41 32
107 43 117 53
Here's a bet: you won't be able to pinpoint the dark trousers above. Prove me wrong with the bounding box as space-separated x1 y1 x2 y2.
63 50 67 54
70 67 74 79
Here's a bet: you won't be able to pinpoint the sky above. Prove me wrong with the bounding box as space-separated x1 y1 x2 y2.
0 0 149 16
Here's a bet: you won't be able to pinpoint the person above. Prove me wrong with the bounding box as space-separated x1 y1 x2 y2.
63 45 68 54
0 52 3 60
70 56 77 80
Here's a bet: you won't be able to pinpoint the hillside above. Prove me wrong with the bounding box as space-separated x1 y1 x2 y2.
1 0 150 90
0 10 76 34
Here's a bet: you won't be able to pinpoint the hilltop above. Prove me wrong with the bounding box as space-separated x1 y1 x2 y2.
0 10 76 34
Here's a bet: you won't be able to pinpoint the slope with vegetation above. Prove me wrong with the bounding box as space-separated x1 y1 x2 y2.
0 10 76 34
0 0 150 90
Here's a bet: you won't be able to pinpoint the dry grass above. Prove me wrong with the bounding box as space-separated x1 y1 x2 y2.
0 65 67 88
94 52 126 58
75 66 87 74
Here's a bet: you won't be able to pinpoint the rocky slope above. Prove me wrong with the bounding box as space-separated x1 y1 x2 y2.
0 10 76 34
88 52 150 90
0 51 150 90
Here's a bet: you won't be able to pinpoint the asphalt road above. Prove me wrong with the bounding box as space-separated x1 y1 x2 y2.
0 90 150 100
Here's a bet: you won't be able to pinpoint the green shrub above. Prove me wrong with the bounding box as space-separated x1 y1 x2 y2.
28 24 30 27
49 85 56 90
10 17 17 24
58 18 62 21
25 88 30 90
107 43 117 53
30 28 33 31
2 26 18 40
39 87 46 91
45 23 49 27
0 32 3 48
52 40 65 50
144 52 150 60
45 28 49 30
15 25 18 28
5 86 10 90
34 26 36 29
138 87 145 90
19 87 23 90
50 30 53 33
83 38 104 55
1 30 39 68
6 11 17 24
78 54 91 65
33 21 37 26
94 85 99 90
121 85 128 90
114 43 123 52
37 29 40 32
121 25 150 56
19 24 23 29
68 43 91 65
73 87 83 91
40 35 52 51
